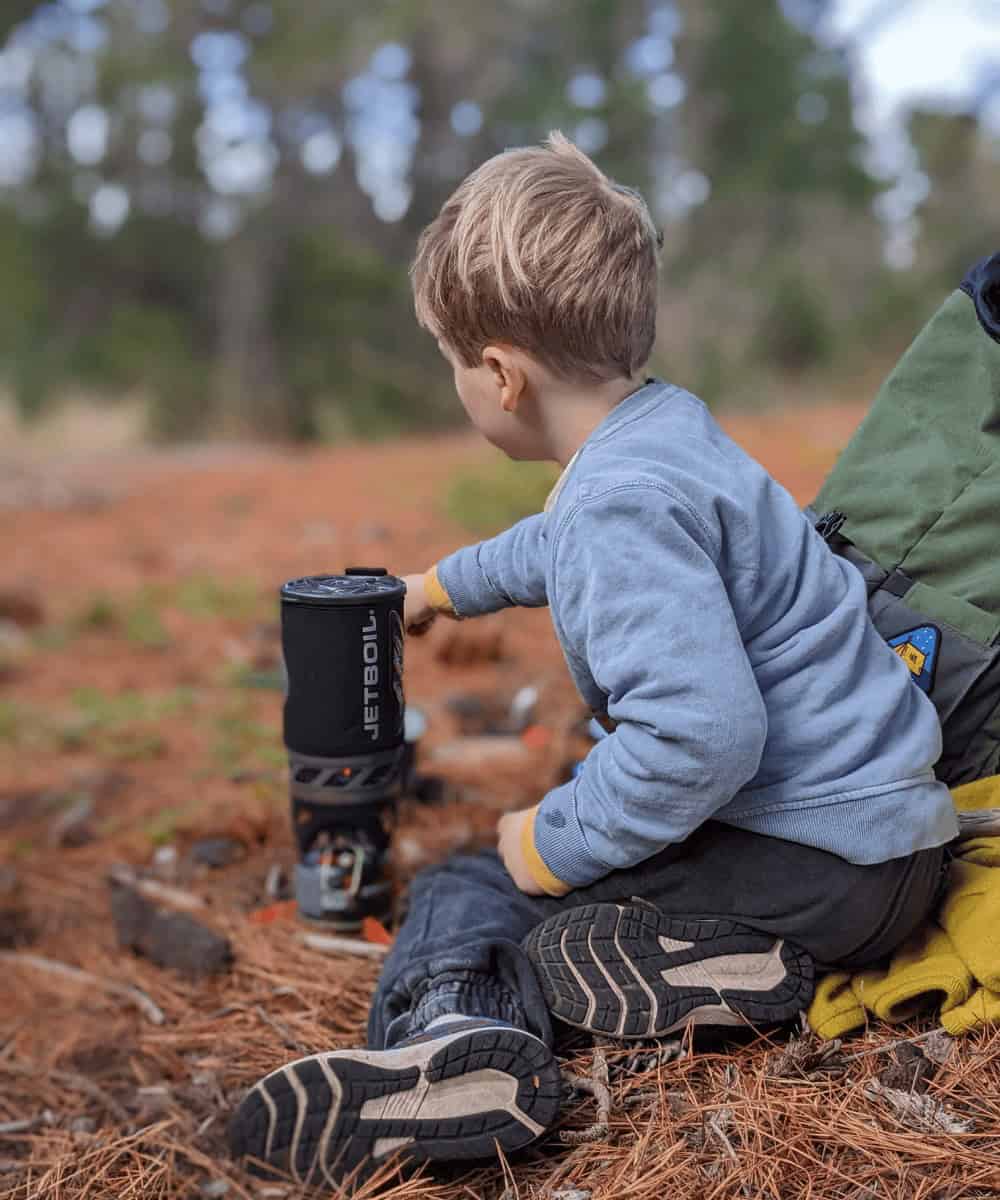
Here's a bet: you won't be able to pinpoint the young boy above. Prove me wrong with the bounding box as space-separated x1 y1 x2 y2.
228 133 957 1186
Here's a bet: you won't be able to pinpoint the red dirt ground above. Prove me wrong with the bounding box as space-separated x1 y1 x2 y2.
3 402 1000 1200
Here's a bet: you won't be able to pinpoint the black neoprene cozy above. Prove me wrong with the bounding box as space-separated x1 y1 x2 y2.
280 569 406 926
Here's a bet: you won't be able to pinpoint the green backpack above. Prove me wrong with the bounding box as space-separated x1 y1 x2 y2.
809 253 1000 788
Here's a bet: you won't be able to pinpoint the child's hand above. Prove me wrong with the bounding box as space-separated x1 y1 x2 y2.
401 573 438 637
497 809 546 895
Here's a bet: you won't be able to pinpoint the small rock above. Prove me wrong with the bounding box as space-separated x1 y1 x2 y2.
0 587 45 629
552 1191 592 1200
189 836 246 869
403 704 427 743
0 865 34 949
49 793 96 848
201 1181 231 1199
265 864 289 900
508 684 540 731
152 844 179 881
394 835 430 870
0 902 35 950
444 691 508 735
109 880 232 977
410 773 448 806
0 620 30 676
445 691 488 721
68 1115 97 1135
434 625 505 667
72 768 131 803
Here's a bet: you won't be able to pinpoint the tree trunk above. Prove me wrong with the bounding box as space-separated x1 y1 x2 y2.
213 228 287 438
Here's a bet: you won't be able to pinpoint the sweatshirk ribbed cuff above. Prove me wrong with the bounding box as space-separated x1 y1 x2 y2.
423 564 455 614
531 776 614 889
519 806 571 896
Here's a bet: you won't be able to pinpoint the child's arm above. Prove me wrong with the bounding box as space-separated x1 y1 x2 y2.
428 512 549 618
516 485 768 894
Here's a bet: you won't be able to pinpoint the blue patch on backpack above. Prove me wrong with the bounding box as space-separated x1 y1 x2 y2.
887 625 940 694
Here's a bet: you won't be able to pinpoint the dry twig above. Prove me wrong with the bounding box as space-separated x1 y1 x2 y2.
0 951 165 1025
299 932 388 959
108 864 207 911
559 1049 612 1146
843 1027 949 1064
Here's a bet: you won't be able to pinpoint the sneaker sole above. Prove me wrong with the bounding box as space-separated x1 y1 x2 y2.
227 1025 562 1188
524 903 814 1039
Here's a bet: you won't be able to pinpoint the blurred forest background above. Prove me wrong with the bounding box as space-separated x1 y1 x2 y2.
1 0 999 443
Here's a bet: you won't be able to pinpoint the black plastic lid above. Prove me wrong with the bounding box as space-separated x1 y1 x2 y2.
281 571 406 606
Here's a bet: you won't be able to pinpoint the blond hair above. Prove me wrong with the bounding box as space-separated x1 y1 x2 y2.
411 131 660 383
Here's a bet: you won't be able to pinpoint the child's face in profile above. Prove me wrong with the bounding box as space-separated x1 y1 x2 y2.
438 339 541 460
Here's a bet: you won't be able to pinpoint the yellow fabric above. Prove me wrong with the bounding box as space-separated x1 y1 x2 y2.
809 971 867 1039
939 858 1000 990
941 987 1000 1035
423 564 456 615
951 775 1000 813
808 775 1000 1038
850 923 972 1025
520 806 572 897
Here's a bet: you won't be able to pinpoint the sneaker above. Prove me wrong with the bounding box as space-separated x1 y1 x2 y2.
227 1018 562 1188
524 902 813 1039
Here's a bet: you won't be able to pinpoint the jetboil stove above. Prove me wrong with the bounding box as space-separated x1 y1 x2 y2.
280 568 410 929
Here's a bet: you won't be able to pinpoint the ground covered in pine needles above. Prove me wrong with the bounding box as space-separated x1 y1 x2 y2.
4 401 1000 1200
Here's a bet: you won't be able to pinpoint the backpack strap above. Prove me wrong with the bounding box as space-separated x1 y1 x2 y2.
959 252 1000 344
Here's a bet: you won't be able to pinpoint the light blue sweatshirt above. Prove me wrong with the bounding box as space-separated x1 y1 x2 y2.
436 380 958 888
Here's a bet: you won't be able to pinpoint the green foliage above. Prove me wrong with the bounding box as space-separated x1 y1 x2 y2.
210 698 283 775
73 594 119 633
756 273 833 371
443 459 560 536
0 699 23 743
173 575 263 621
54 687 195 759
143 807 182 847
123 591 171 649
691 0 876 208
2 687 197 761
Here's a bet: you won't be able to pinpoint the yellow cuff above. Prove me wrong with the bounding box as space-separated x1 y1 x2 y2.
520 806 572 897
941 986 1000 1035
424 564 456 615
807 971 867 1040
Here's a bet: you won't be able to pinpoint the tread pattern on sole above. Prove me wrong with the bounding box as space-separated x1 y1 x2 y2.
228 1027 562 1189
524 902 814 1038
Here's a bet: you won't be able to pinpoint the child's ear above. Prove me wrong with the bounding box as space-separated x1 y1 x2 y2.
482 345 525 413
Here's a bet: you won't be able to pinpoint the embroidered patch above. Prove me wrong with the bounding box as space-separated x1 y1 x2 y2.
887 625 940 694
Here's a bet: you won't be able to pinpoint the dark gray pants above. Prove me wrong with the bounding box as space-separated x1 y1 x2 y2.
368 822 947 1049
